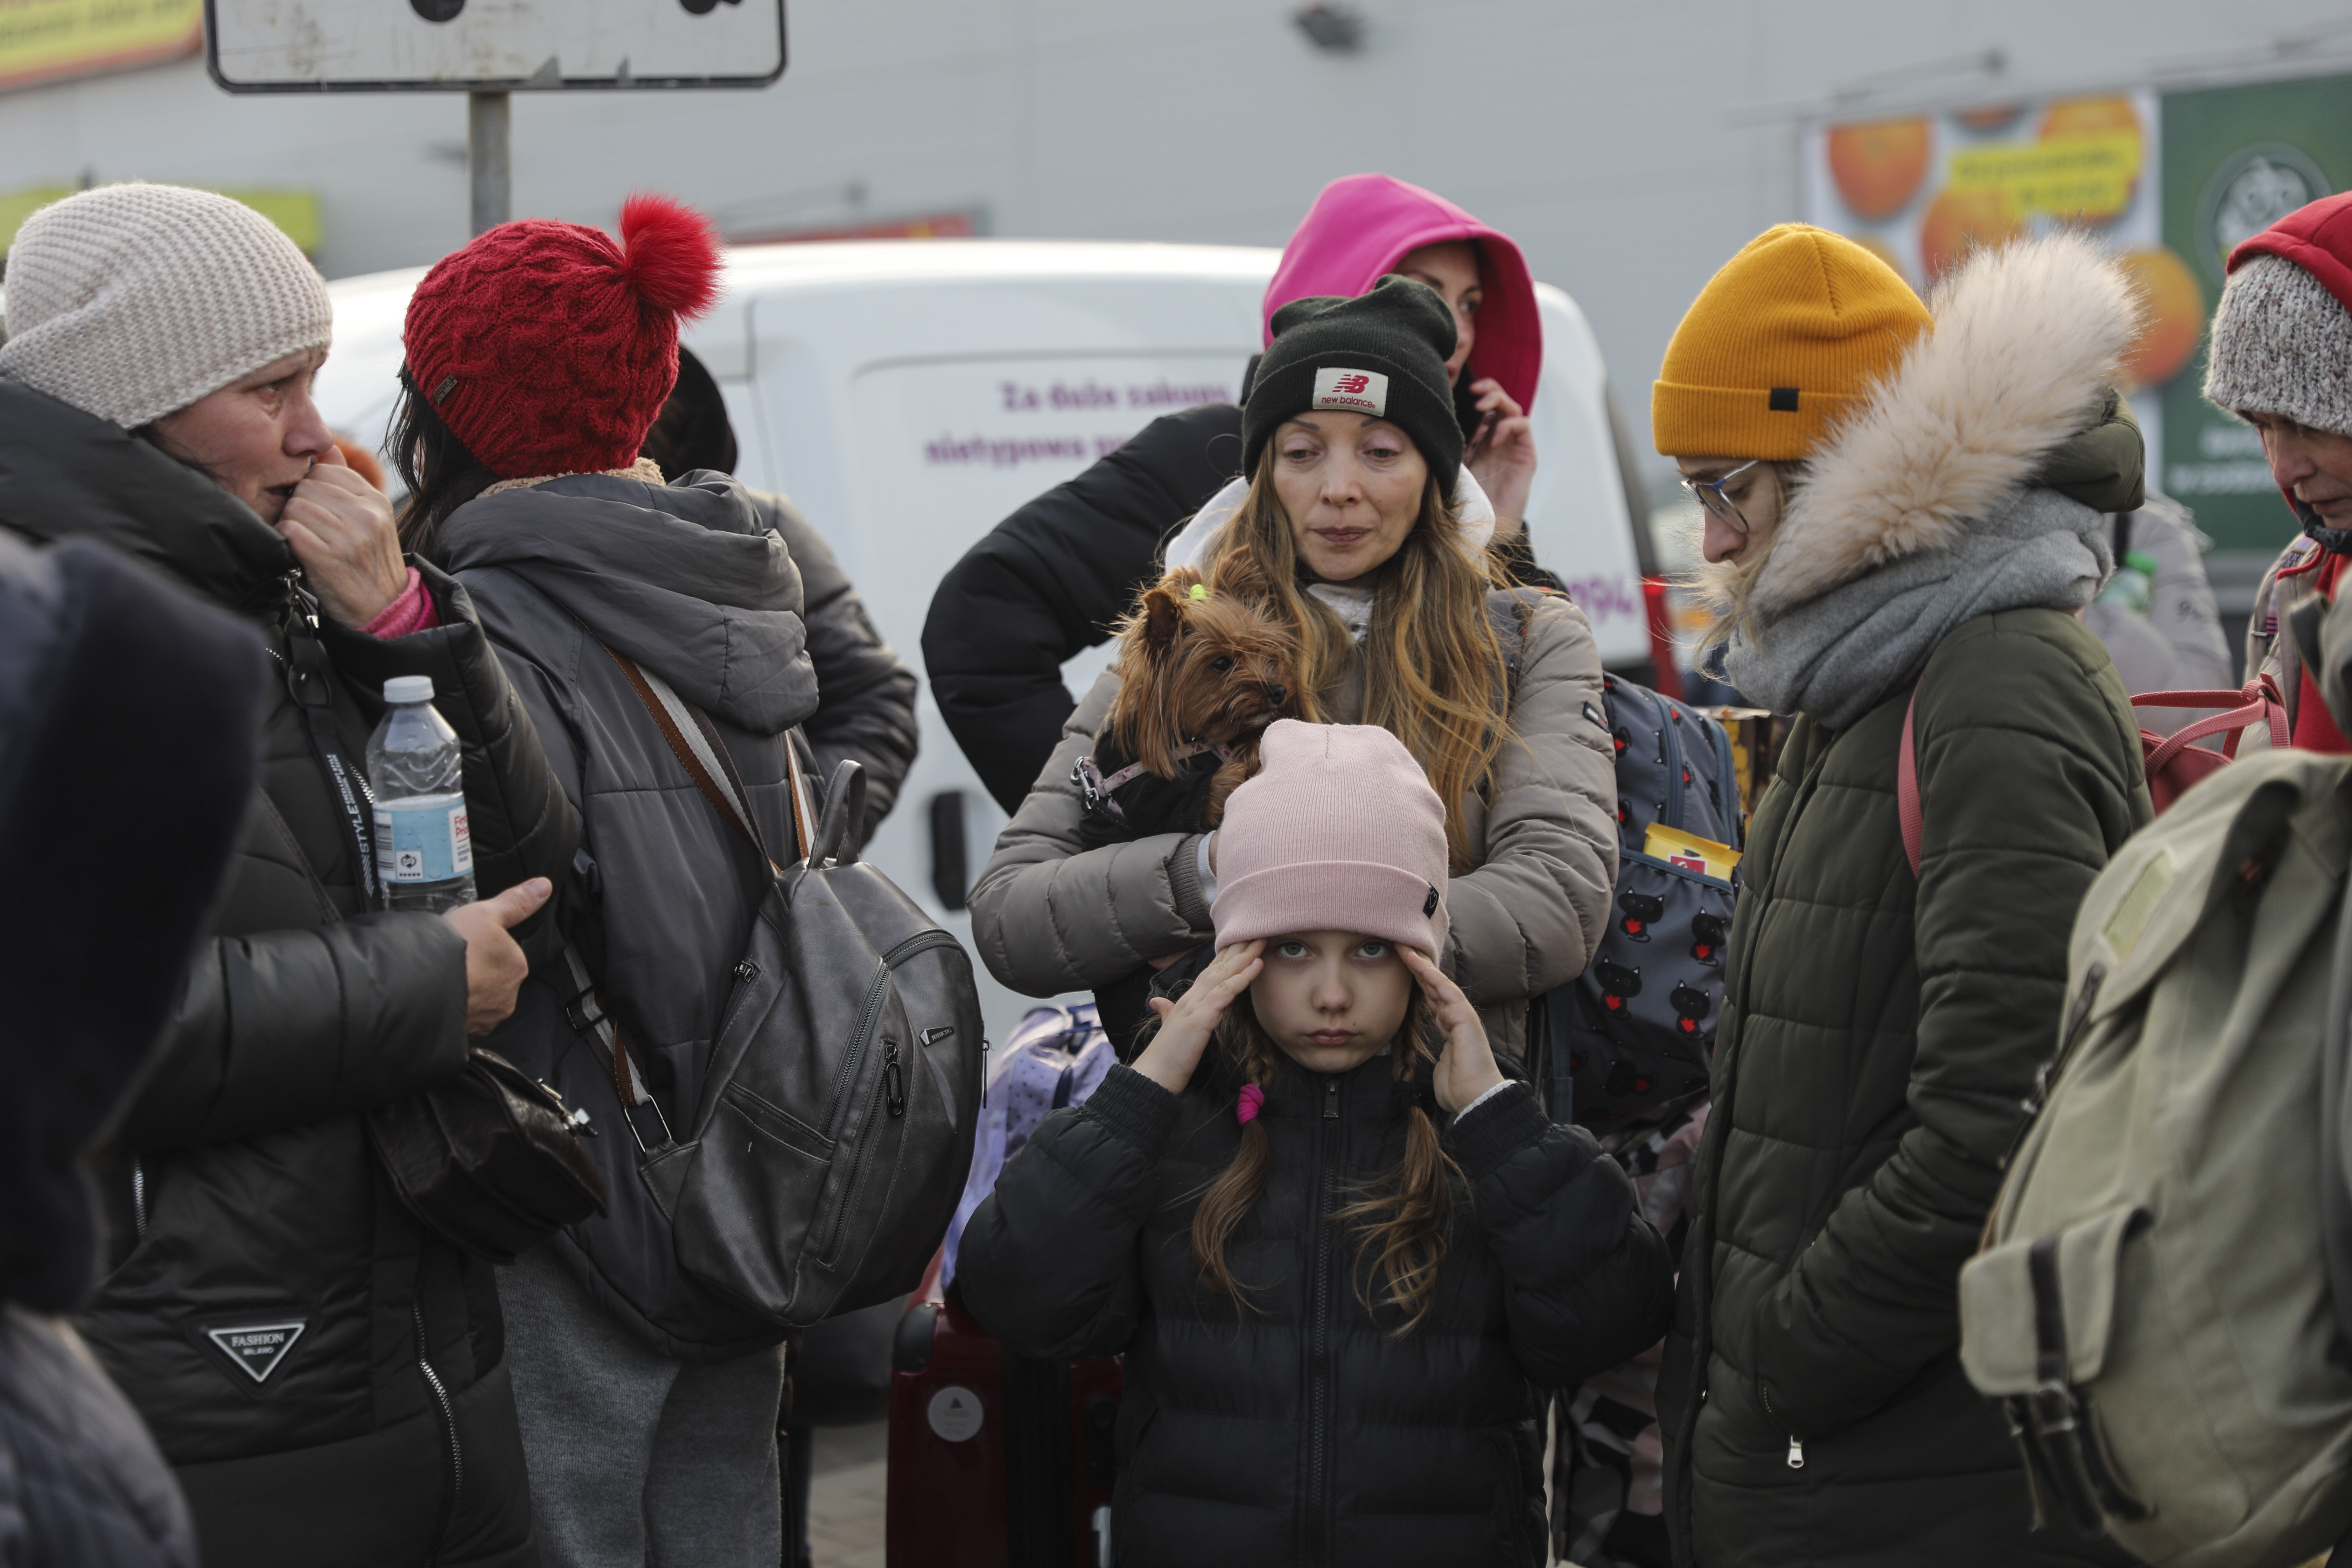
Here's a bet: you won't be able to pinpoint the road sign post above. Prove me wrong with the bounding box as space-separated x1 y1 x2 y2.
468 91 509 235
203 1 786 235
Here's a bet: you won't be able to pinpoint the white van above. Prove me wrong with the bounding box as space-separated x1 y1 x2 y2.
314 239 1656 1044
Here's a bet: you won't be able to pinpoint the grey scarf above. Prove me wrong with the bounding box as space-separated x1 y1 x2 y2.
1724 485 2111 729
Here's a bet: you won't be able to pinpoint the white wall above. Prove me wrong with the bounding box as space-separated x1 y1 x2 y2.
5 0 2345 495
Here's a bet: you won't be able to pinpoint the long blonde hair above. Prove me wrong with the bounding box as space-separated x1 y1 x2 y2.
1188 995 1461 1334
1203 457 1510 868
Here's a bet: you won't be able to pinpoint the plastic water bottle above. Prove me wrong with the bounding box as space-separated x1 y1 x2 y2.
2097 549 2158 616
367 676 476 912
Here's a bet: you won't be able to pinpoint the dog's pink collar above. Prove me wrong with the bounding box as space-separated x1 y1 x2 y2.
1073 741 1234 820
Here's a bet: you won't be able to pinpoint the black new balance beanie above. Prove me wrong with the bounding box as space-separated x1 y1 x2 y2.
1241 274 1463 479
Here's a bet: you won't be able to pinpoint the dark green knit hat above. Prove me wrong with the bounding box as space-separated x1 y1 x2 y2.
1242 274 1462 479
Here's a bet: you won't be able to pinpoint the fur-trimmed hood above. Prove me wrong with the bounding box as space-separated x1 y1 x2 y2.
1742 232 2144 619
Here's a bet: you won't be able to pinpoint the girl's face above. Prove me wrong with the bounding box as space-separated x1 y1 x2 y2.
1250 930 1414 1075
1271 412 1429 584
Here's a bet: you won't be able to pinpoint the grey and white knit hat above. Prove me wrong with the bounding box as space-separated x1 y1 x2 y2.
0 182 332 430
2204 253 2352 438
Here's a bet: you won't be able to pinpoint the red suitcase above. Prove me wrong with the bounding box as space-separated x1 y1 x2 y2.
886 1252 1122 1567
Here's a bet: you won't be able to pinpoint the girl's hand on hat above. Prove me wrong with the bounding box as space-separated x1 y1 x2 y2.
1464 378 1536 536
279 444 410 629
1133 939 1264 1097
1403 947 1503 1115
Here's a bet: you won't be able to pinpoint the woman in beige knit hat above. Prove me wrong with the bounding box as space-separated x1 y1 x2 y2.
0 182 576 1568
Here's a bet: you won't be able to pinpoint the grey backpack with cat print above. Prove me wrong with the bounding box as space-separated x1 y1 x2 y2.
1492 592 1742 1130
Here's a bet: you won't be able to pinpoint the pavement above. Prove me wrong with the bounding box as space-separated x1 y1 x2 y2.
796 1415 1583 1566
805 1420 889 1568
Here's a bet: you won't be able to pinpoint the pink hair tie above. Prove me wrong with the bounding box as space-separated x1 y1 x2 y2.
1236 1084 1265 1126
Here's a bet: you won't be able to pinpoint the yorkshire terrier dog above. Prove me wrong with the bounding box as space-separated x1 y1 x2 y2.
1074 566 1300 848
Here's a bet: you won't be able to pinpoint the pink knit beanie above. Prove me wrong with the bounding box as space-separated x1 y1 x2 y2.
1211 720 1449 955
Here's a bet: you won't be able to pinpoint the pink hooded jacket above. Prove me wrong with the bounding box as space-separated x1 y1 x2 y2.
1263 173 1542 415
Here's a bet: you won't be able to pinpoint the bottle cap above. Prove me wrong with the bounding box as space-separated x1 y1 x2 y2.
2123 550 2159 575
383 676 435 705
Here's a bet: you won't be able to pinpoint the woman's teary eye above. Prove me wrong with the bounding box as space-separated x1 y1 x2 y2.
1355 940 1390 959
1276 940 1308 959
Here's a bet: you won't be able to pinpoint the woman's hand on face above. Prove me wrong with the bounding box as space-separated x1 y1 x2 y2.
1133 940 1264 1097
1402 947 1504 1115
279 444 410 629
1464 378 1536 536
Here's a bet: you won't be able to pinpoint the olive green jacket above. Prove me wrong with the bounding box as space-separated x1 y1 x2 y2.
1657 609 2150 1567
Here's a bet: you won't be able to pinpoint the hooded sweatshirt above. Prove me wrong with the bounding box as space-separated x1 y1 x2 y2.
924 174 1546 812
1262 172 1542 416
434 465 822 1358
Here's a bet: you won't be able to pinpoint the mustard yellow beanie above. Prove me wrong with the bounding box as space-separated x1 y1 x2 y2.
1652 224 1932 460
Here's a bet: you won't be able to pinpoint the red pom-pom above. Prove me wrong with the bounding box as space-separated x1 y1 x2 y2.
617 193 721 322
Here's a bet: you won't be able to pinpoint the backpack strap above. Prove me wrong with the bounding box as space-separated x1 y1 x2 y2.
603 646 798 869
555 645 807 1158
1899 687 1924 877
559 942 675 1156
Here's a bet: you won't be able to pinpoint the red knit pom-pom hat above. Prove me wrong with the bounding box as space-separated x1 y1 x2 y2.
401 194 722 479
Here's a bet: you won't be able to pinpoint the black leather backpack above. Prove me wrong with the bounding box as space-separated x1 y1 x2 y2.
562 650 985 1327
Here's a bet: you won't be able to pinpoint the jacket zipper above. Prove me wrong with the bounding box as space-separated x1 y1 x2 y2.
1302 1073 1342 1564
814 931 957 1260
131 1156 148 1239
1758 1381 1803 1469
413 1303 461 1562
1679 737 1831 1494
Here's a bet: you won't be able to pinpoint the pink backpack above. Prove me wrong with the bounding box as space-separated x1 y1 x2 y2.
1897 676 2290 874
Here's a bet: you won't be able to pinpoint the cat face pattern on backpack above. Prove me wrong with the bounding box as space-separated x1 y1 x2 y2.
1550 677 1742 1129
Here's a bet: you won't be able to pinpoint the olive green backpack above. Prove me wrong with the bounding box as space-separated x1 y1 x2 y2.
1958 746 2352 1567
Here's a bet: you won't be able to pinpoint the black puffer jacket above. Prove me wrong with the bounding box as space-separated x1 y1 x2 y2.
435 470 820 1360
0 379 578 1568
957 1060 1675 1567
924 403 1244 812
751 488 918 846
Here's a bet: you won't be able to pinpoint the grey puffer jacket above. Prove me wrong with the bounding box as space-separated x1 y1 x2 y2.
751 489 919 846
435 468 821 1359
967 589 1618 1067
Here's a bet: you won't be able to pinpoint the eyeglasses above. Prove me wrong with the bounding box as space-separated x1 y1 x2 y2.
1680 460 1766 535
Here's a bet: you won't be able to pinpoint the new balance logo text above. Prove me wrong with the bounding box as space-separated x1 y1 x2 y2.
1312 367 1388 416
